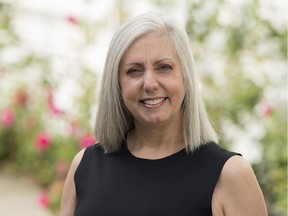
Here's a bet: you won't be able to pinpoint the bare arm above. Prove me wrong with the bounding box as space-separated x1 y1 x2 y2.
212 156 268 216
59 149 86 216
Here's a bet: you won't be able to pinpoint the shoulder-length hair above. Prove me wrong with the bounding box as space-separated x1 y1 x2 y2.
95 11 218 153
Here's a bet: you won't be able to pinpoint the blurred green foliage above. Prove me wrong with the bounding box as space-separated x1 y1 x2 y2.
0 1 98 214
183 0 287 215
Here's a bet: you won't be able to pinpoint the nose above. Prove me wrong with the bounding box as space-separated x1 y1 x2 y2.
142 69 159 92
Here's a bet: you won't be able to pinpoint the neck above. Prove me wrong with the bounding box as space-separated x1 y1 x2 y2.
127 120 185 159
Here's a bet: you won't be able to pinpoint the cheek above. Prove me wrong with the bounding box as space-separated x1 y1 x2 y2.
121 89 138 117
169 79 185 96
120 81 139 104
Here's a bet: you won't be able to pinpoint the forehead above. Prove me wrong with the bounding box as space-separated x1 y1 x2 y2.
121 31 177 63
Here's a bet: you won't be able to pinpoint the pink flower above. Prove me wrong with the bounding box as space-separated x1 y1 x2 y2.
80 133 96 148
65 15 78 24
47 88 64 116
261 103 273 117
35 132 51 151
0 109 15 128
37 192 49 208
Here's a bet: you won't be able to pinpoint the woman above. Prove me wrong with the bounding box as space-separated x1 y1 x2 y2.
60 12 267 216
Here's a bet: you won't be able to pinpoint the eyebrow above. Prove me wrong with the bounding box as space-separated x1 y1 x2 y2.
125 62 144 67
125 58 173 66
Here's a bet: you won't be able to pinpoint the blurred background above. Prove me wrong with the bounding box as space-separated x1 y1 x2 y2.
0 0 286 215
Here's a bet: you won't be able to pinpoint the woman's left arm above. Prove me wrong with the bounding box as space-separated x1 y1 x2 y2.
212 155 268 216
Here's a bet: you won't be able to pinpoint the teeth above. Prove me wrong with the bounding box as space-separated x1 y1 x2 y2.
143 98 165 105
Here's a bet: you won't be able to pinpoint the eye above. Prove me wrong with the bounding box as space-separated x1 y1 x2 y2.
127 67 142 74
157 64 173 71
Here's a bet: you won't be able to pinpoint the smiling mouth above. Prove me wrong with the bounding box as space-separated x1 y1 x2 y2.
140 97 167 105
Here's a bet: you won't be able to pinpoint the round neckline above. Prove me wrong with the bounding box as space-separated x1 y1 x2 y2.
123 142 186 162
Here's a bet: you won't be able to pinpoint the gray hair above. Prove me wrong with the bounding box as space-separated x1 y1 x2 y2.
95 12 218 153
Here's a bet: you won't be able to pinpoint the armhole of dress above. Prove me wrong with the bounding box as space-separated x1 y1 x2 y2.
210 151 242 212
74 145 93 183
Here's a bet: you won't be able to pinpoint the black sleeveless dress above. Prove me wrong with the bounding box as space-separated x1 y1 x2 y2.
74 142 240 216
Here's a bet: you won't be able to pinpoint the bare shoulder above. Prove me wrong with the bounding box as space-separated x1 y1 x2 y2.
222 155 255 181
212 155 268 216
59 148 86 216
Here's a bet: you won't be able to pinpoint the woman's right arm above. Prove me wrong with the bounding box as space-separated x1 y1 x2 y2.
59 149 86 216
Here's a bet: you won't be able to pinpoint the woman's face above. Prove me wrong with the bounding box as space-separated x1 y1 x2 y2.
119 31 185 126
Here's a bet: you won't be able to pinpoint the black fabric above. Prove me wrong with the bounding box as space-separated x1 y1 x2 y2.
74 142 240 216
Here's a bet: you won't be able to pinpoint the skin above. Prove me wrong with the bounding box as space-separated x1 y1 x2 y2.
59 31 268 215
119 31 186 159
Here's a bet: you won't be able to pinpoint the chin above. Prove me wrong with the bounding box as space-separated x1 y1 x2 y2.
142 116 169 124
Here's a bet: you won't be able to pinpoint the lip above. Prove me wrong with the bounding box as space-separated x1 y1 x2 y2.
139 97 167 108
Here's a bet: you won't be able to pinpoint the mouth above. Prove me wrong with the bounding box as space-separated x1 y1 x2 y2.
140 97 167 106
